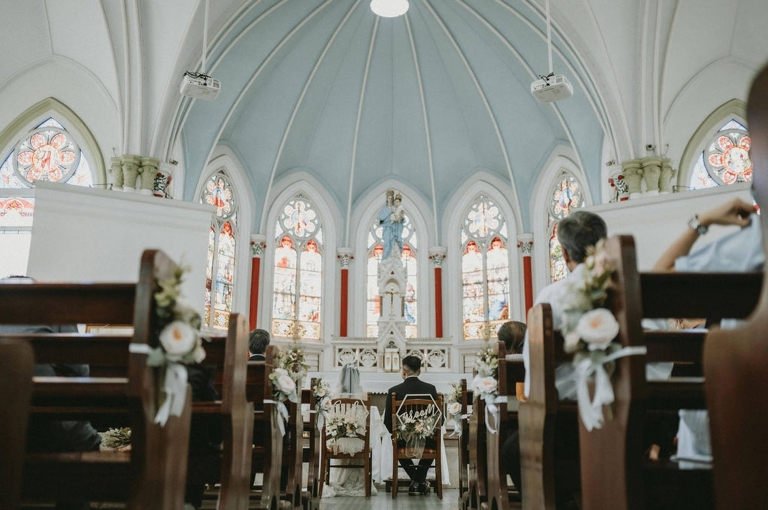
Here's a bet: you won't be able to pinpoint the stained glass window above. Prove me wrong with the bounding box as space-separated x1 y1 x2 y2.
366 198 418 338
461 196 511 340
0 117 93 277
199 171 238 330
271 196 323 340
547 173 585 282
690 119 751 189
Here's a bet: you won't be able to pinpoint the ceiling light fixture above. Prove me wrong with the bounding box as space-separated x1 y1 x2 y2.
370 0 409 18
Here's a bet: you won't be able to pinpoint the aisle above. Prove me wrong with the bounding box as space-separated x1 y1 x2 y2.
319 489 460 510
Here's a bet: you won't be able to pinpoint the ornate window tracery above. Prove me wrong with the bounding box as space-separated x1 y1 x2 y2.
547 173 585 282
690 119 751 189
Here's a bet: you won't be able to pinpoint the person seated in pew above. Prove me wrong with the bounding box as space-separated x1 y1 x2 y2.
248 328 271 361
497 321 526 356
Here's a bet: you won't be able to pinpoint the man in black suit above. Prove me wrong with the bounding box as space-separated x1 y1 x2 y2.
384 355 438 496
248 328 270 361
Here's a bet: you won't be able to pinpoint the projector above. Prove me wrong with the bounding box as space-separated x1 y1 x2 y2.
180 72 221 100
531 74 573 103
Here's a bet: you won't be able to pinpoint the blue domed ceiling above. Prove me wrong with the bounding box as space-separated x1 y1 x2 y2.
177 0 607 231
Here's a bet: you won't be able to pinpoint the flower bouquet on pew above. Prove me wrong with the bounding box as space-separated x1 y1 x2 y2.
472 344 502 433
560 240 646 431
312 377 333 431
445 381 464 436
139 264 206 426
270 342 309 435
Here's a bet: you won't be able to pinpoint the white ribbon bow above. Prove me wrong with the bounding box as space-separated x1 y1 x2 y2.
265 399 290 436
129 343 189 427
576 346 647 431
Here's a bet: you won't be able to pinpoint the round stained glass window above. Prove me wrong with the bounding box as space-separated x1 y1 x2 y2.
13 128 80 186
201 173 236 219
465 198 500 239
548 174 584 220
704 130 752 185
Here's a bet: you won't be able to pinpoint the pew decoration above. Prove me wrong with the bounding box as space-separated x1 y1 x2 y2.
561 241 646 431
396 400 442 458
269 343 309 435
100 427 132 450
445 381 464 436
325 400 369 455
472 345 503 434
312 377 333 432
132 264 205 426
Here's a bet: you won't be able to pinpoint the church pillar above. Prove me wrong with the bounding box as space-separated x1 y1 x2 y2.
621 159 643 199
517 234 534 314
337 248 354 337
429 246 447 338
249 234 266 331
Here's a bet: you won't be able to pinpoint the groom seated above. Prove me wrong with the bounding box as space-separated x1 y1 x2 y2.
384 355 438 496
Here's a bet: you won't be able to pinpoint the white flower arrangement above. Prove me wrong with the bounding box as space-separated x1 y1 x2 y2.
312 378 333 431
139 265 205 426
269 343 309 435
396 409 439 442
326 413 363 441
445 382 464 436
561 241 646 431
471 345 504 434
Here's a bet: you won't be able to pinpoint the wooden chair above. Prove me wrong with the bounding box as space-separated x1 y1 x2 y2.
703 63 768 510
0 339 35 510
390 392 444 499
0 249 192 509
319 395 373 498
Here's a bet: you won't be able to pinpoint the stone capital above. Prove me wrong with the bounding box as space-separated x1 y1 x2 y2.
621 159 644 198
516 233 533 255
250 234 267 258
337 247 354 269
428 246 448 267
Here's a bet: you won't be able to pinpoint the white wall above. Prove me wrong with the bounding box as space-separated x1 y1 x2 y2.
27 182 214 315
584 183 752 270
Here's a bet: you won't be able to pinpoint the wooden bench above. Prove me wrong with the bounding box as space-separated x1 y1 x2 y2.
578 235 761 510
282 397 305 509
186 312 254 510
302 383 321 510
0 338 35 510
0 249 192 509
247 345 291 510
703 63 768 510
458 379 473 510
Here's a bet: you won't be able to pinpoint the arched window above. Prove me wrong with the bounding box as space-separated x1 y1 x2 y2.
547 172 585 282
689 119 751 190
0 117 93 276
199 171 239 330
461 196 510 340
272 195 323 340
366 201 418 338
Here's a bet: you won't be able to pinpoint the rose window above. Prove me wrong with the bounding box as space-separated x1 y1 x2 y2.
202 174 235 218
14 128 80 186
705 131 752 185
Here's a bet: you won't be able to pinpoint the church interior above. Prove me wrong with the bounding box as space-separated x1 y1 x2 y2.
2 0 768 508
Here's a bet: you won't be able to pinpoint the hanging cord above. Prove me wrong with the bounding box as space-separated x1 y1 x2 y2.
186 0 210 80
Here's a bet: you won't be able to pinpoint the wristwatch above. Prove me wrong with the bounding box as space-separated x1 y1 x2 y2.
687 215 708 236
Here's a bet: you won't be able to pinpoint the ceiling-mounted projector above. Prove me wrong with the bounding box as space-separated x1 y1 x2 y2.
531 73 573 103
180 71 220 100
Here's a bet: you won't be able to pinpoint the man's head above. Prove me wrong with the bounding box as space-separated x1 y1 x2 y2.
557 210 607 267
401 355 422 378
497 321 527 354
248 329 270 356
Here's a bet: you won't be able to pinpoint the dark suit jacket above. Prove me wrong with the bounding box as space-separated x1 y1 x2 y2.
384 376 438 433
249 353 266 361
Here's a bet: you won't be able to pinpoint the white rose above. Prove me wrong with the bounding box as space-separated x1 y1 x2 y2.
320 397 333 412
447 402 462 416
159 320 197 360
192 343 207 363
276 374 296 394
316 387 326 397
564 331 581 352
474 376 497 395
576 308 619 350
275 368 289 377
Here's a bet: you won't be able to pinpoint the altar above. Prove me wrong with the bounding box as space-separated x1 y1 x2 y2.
306 371 461 396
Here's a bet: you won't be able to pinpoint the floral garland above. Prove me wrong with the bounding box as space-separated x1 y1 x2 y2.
445 381 464 436
133 265 205 426
312 377 333 432
561 240 646 431
269 343 309 435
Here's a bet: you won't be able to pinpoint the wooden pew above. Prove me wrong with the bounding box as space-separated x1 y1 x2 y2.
0 249 192 509
703 63 768 510
482 341 526 510
0 339 35 510
282 398 305 509
458 379 473 510
247 345 291 510
467 379 490 510
186 313 254 510
519 306 581 510
579 235 760 510
302 383 321 510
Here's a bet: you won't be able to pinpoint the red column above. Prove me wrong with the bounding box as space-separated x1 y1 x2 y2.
248 235 266 330
429 247 447 338
517 234 534 314
337 249 354 337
